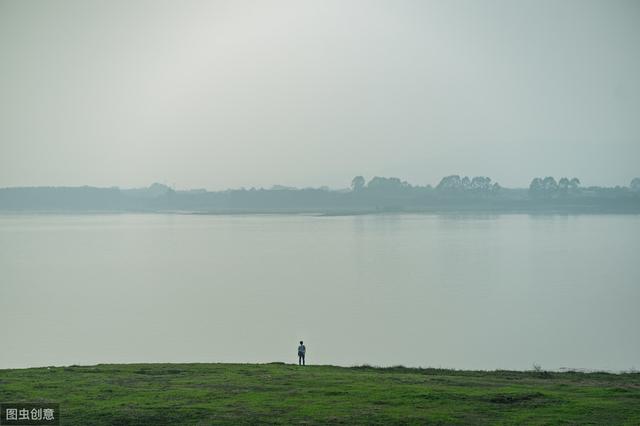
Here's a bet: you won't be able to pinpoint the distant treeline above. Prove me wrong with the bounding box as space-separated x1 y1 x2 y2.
1 176 639 214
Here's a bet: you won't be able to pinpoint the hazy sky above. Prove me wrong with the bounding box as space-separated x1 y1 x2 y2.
1 0 638 189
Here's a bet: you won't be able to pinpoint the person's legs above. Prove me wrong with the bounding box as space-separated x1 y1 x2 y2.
298 354 302 365
302 354 305 366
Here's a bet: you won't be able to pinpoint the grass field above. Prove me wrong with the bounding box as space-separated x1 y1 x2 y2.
1 363 639 425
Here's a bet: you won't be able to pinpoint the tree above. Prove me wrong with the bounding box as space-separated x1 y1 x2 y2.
438 175 498 195
529 178 543 196
529 177 555 198
557 177 581 196
461 176 471 189
631 178 640 191
530 176 573 198
437 175 462 191
569 177 581 190
471 176 492 192
351 176 365 192
367 176 409 191
541 177 558 196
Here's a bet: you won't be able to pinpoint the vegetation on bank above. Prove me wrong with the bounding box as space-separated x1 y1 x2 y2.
1 175 640 213
1 363 639 425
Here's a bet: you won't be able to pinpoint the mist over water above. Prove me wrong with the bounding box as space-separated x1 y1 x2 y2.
1 213 637 371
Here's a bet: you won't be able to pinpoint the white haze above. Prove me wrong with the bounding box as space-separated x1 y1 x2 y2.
1 0 639 190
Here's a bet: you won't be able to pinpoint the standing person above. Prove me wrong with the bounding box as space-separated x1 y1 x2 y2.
298 341 306 366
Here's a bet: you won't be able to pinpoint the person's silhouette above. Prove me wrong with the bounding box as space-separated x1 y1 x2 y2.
297 341 306 366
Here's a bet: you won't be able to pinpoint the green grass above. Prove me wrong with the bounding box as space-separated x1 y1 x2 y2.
1 363 639 425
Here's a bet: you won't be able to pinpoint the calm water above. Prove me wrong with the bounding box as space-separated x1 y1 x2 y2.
1 213 638 371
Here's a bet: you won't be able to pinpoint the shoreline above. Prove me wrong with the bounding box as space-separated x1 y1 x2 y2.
2 207 640 216
1 362 638 375
2 362 639 424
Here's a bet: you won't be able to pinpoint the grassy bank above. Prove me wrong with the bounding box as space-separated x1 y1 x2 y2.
1 363 639 425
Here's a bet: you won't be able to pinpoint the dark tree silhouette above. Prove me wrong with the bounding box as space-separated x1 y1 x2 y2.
529 178 544 196
351 176 365 192
438 175 498 195
470 176 492 192
542 177 558 192
570 178 580 190
367 176 410 191
530 176 580 197
437 175 463 191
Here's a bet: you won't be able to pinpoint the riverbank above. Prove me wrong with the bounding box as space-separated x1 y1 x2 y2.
1 363 638 424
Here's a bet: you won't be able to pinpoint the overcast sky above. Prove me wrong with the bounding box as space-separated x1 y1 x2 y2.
1 0 638 189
